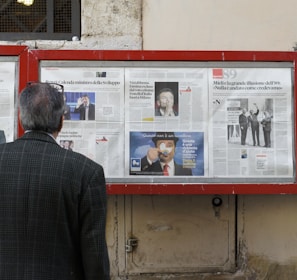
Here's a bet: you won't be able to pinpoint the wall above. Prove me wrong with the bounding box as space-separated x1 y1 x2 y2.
2 0 297 279
142 0 297 51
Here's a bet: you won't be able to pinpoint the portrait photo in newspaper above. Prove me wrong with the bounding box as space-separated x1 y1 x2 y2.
155 82 179 117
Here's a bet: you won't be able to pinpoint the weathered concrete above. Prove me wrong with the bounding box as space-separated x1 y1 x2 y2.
81 0 142 49
112 272 246 279
242 255 297 279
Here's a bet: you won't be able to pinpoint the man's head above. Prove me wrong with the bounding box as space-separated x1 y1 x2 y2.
81 94 90 106
64 140 70 149
242 108 247 114
19 82 64 134
156 88 175 109
152 132 179 163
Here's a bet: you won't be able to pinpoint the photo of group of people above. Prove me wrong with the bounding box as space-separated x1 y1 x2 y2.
227 98 273 148
63 92 95 121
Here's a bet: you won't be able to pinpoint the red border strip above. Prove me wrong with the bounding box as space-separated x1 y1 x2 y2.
106 183 297 195
26 50 297 194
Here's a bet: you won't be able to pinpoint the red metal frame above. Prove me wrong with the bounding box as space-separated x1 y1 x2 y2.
25 50 297 195
0 45 28 86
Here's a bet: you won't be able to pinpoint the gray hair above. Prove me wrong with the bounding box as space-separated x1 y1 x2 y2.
19 83 64 133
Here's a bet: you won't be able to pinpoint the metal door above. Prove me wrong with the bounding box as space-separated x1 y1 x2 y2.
119 195 236 275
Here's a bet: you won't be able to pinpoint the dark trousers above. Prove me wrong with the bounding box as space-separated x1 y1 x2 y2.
240 127 248 145
251 124 260 145
263 129 271 147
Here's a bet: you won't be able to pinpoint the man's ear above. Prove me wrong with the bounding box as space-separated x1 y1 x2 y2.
58 115 64 132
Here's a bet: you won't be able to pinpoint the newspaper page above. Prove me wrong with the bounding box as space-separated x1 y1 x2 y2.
124 68 208 177
209 67 294 179
0 62 16 143
40 67 125 178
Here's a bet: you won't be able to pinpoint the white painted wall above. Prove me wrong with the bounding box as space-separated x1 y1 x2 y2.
143 0 297 51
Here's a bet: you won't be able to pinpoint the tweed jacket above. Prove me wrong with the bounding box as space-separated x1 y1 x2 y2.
0 131 110 280
0 130 6 144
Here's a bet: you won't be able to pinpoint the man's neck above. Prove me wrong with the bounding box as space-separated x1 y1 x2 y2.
52 131 59 139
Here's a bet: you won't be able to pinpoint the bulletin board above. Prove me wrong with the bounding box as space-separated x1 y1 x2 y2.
0 45 27 143
25 50 297 194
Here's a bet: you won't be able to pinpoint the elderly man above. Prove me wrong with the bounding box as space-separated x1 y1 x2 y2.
0 82 110 279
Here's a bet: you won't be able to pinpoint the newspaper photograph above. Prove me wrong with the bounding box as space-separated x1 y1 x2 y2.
129 131 204 176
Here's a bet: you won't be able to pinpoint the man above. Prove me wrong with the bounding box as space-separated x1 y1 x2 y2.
0 129 6 144
63 94 71 120
248 103 260 146
74 94 95 120
261 111 273 148
140 132 192 176
239 108 248 145
0 82 110 279
155 88 178 116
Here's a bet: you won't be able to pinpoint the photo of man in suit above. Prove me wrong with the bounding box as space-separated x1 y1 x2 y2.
74 94 95 120
239 107 248 145
248 103 260 146
0 82 110 279
0 130 6 144
140 132 192 176
261 110 273 148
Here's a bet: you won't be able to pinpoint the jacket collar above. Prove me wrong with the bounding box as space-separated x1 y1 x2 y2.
17 130 58 145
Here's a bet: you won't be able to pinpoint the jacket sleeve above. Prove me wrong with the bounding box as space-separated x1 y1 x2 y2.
79 165 110 280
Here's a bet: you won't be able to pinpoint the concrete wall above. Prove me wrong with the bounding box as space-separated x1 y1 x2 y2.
2 0 297 279
237 195 297 279
142 0 297 51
